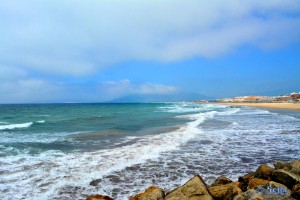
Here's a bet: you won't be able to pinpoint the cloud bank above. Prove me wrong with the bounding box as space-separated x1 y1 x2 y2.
1 0 300 76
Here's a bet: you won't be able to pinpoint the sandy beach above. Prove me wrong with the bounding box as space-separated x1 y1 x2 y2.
216 102 300 111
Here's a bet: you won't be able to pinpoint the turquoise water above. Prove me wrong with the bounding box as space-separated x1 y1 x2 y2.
0 103 299 200
0 103 189 155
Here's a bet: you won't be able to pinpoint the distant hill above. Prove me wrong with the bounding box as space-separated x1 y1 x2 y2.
108 92 212 103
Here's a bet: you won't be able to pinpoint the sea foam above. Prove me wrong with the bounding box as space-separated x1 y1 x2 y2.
0 122 33 130
1 104 298 200
0 108 226 199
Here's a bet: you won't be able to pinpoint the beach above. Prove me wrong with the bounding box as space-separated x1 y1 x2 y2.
215 102 300 111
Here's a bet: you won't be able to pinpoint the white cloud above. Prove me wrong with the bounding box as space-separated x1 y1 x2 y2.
0 78 62 103
99 79 178 100
0 73 178 103
0 0 300 75
0 65 67 103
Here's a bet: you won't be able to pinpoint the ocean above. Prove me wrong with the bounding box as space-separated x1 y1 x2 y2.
0 103 299 199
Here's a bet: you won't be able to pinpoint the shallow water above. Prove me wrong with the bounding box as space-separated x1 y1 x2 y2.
0 103 299 199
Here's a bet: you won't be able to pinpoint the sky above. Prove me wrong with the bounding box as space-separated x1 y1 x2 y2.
0 0 300 103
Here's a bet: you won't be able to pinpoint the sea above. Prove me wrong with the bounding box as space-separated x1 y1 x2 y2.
0 103 299 199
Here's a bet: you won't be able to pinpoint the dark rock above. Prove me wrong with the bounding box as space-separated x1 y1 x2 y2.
229 106 242 108
291 183 300 199
129 186 165 200
274 161 288 170
210 176 233 187
238 172 255 191
238 172 255 183
254 164 274 180
86 194 114 200
165 175 213 200
272 169 299 189
90 179 101 186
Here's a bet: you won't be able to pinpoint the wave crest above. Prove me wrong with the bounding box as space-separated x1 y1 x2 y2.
0 122 33 130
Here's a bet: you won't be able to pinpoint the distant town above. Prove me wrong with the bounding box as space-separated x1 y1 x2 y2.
214 92 300 103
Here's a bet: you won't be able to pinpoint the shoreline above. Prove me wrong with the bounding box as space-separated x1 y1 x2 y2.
211 102 300 111
87 160 300 200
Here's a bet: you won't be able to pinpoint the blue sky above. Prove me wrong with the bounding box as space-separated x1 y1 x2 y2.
0 0 300 103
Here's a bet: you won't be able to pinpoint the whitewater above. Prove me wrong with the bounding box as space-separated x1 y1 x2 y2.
0 103 299 199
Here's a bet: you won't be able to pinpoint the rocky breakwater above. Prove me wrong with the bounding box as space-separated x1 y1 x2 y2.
86 160 300 200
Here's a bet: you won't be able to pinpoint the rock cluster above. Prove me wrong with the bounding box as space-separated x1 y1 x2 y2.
86 160 300 200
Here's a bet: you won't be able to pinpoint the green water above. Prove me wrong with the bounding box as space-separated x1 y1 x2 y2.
0 103 191 155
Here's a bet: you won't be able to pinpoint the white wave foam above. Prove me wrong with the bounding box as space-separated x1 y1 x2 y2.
0 109 235 199
232 122 239 126
280 114 300 121
34 114 50 117
177 108 240 120
235 109 272 115
0 122 33 130
216 108 240 115
36 120 45 123
0 108 244 199
0 131 86 144
159 103 225 113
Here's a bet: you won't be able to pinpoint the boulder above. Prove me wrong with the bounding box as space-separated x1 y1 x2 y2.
274 160 300 176
254 164 274 180
274 161 288 170
90 179 101 186
210 176 233 187
289 160 300 176
233 189 263 200
268 181 290 194
209 182 242 200
238 172 255 191
291 183 300 199
86 194 114 200
260 194 294 200
247 178 269 190
290 160 300 168
223 184 243 200
129 186 165 200
165 175 213 200
272 169 299 189
255 181 292 199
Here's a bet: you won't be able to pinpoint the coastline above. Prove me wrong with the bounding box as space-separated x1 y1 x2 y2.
2 103 300 199
212 102 300 111
87 160 300 200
